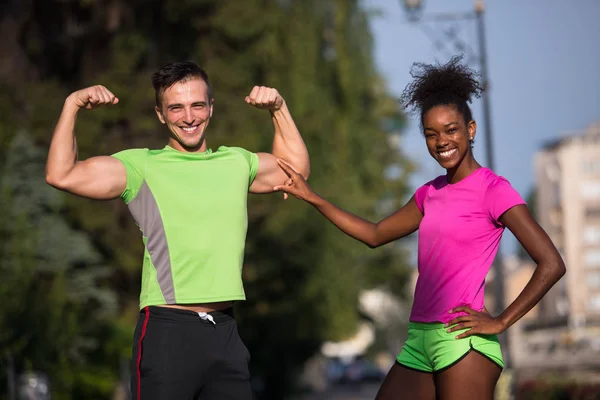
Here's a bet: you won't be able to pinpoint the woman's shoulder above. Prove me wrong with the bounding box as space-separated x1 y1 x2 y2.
420 174 447 190
478 168 514 189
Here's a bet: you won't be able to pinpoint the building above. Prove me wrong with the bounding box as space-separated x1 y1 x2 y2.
506 122 600 373
535 122 600 329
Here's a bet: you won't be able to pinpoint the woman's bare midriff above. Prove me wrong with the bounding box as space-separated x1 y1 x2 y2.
158 301 234 313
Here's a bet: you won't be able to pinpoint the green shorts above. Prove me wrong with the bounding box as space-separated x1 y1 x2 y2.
396 322 504 373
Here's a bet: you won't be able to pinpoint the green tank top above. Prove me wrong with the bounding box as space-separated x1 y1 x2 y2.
112 145 259 309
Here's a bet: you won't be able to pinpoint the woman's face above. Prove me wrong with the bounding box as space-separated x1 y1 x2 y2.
422 105 476 170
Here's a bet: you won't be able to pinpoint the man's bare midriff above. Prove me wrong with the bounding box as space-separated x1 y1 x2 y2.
158 301 234 313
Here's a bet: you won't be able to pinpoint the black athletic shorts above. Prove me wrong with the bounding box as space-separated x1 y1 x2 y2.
130 306 252 400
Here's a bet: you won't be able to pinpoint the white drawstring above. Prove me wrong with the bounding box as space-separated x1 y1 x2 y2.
198 312 216 325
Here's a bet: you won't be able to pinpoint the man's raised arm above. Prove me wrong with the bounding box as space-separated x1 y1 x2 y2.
46 85 127 200
244 86 310 194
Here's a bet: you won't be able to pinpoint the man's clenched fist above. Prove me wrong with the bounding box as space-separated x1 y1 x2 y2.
68 85 119 110
244 86 284 111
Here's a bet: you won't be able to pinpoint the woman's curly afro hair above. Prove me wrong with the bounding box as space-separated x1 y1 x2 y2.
400 55 484 127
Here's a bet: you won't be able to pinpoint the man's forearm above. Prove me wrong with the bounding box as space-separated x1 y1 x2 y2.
46 99 80 184
270 102 310 178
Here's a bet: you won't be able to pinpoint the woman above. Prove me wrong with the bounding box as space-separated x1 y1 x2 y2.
273 56 565 399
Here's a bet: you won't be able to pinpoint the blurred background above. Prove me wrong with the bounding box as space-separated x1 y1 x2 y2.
0 0 598 399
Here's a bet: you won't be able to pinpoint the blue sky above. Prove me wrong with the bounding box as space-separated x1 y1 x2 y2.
365 0 600 254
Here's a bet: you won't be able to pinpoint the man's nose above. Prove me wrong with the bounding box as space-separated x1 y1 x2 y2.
183 108 194 124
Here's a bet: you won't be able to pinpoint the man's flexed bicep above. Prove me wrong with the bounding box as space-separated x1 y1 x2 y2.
244 86 310 194
46 84 126 200
46 156 127 200
249 153 291 194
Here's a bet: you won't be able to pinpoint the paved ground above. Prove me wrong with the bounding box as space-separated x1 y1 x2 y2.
294 382 381 400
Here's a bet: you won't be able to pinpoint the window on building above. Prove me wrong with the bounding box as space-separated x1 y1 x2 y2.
584 226 600 244
581 182 600 199
588 273 600 289
585 250 600 268
546 163 560 181
556 296 569 316
552 184 561 207
550 209 562 226
588 295 600 311
582 160 600 175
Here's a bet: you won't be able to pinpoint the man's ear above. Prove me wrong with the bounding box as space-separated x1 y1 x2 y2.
155 106 166 124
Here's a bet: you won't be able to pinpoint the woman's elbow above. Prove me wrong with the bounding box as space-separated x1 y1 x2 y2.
556 261 566 279
548 257 566 281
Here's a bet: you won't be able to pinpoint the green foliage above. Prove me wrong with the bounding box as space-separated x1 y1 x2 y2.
0 132 122 398
0 1 413 398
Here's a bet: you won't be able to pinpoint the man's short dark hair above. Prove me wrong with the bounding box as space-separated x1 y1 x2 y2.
151 61 212 107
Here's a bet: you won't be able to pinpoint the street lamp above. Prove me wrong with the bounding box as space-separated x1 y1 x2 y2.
402 0 424 22
400 0 494 172
399 0 509 366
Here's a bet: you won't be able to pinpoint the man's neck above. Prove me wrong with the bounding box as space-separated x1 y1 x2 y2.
167 139 208 153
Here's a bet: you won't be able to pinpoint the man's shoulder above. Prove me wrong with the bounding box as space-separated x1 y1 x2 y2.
216 145 252 154
113 147 149 155
111 148 149 163
215 146 257 163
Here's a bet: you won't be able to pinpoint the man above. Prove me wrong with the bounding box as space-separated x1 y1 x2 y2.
45 61 310 400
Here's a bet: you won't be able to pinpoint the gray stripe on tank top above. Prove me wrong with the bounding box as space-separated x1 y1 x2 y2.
127 181 175 303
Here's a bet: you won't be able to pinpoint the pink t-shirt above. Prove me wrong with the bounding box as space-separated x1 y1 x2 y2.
410 167 525 324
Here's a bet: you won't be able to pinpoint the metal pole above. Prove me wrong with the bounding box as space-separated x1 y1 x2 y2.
475 1 511 369
7 352 16 400
475 2 495 172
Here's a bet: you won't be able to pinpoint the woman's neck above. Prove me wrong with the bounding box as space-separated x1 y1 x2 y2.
446 154 481 184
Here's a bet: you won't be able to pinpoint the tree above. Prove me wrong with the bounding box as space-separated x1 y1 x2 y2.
0 1 413 398
0 132 121 398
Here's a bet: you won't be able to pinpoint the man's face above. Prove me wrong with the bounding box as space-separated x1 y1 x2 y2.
155 78 214 152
